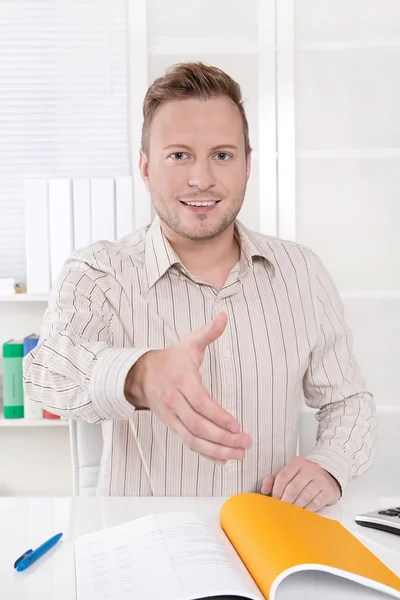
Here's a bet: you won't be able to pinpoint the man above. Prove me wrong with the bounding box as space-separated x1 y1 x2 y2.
23 62 377 509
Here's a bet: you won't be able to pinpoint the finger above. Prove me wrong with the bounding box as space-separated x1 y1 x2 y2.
184 312 228 352
170 414 247 463
261 474 275 495
199 453 227 466
293 481 323 509
304 490 327 513
280 469 315 504
271 460 304 500
179 372 243 435
176 392 252 449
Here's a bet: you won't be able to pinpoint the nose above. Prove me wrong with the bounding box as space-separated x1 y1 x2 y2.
188 158 216 191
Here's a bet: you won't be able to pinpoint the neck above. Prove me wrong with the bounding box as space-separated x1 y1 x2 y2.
160 221 239 274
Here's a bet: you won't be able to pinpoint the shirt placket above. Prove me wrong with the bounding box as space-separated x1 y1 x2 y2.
212 266 241 489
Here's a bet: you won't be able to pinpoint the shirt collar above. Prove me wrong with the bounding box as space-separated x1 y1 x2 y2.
144 216 275 291
144 217 182 291
233 219 276 275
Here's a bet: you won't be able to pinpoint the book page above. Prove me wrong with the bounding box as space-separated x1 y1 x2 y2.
75 511 264 600
273 569 400 600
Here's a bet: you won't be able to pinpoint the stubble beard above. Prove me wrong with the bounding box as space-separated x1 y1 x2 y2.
152 186 247 242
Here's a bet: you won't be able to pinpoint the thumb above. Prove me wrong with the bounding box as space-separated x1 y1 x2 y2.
185 312 228 352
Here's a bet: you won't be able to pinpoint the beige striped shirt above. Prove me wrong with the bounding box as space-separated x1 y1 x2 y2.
23 217 377 496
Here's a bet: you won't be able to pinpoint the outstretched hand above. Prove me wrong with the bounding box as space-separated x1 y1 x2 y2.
125 312 252 465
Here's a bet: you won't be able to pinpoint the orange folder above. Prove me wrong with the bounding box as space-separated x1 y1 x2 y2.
220 493 400 599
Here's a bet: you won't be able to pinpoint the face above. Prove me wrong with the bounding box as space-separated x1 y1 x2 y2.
139 96 251 241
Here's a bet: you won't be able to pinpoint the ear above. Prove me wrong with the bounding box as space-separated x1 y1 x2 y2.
139 149 151 191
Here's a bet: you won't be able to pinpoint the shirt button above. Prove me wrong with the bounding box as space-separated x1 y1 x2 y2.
223 350 230 361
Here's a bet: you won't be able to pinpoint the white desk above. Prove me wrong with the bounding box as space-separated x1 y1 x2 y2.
2 483 400 599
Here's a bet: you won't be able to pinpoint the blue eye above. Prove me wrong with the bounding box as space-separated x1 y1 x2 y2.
215 152 230 161
171 152 187 160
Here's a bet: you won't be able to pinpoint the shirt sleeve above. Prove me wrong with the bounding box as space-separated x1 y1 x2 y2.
23 257 151 422
302 251 378 493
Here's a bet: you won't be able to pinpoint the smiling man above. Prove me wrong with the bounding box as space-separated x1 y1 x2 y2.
24 62 377 509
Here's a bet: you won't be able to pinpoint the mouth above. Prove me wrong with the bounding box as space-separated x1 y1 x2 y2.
179 200 221 213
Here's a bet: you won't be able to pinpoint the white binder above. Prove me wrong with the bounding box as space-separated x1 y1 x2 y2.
48 179 74 284
24 179 51 294
116 177 134 239
73 179 92 251
91 178 116 242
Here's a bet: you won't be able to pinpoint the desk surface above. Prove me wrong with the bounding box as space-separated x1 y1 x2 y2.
2 483 400 600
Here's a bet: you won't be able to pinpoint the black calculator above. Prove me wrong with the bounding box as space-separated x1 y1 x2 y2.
355 506 400 535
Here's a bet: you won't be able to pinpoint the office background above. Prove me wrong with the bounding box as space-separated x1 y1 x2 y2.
0 0 399 495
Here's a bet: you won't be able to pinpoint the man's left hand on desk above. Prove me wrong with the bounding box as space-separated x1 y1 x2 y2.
261 456 341 512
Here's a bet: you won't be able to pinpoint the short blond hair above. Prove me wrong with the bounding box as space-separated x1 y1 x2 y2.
141 62 251 156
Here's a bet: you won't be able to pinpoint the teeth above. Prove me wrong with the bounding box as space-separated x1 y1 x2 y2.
184 201 216 207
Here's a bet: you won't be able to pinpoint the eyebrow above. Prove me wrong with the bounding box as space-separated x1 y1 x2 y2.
163 144 239 152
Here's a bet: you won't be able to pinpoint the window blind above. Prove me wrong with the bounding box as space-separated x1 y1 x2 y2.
0 0 129 282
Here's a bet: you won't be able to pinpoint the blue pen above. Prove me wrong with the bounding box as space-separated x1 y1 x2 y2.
14 532 63 572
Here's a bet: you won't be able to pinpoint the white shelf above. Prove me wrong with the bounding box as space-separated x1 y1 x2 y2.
148 38 400 56
0 294 49 303
0 417 68 427
149 38 258 55
149 37 400 56
297 149 400 160
297 40 400 51
340 291 400 299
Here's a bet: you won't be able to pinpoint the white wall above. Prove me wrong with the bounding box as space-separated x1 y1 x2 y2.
1 0 399 495
295 0 400 292
294 0 400 478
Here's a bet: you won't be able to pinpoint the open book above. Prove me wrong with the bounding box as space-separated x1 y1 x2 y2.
75 493 400 600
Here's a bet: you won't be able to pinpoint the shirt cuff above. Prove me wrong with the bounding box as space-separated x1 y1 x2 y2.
304 445 352 494
89 347 152 420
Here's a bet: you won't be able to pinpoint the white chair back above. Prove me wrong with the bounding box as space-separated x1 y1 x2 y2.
69 420 103 496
